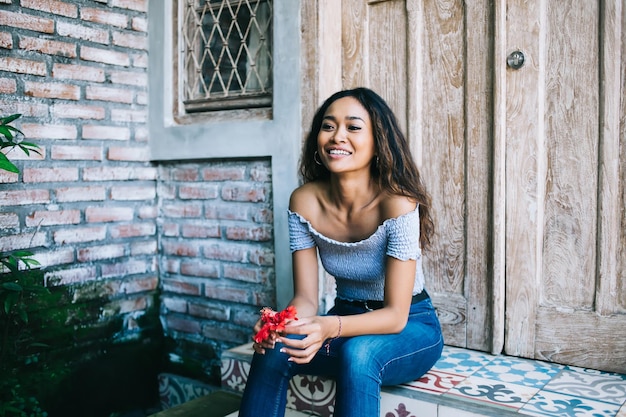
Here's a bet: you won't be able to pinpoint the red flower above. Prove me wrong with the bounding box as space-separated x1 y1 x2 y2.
254 306 298 343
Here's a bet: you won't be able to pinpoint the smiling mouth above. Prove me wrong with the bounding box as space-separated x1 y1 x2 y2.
328 149 351 156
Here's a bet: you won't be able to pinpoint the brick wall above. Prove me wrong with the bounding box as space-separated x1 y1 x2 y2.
0 0 276 413
158 160 275 382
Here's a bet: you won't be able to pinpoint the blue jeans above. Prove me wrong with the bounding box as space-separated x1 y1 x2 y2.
238 297 443 417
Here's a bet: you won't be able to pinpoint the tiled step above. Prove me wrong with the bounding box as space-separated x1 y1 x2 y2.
221 343 626 417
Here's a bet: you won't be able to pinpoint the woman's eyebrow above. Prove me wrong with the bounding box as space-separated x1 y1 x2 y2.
322 115 365 122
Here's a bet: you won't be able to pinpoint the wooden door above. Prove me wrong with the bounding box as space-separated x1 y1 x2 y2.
337 0 496 352
499 1 626 373
302 0 626 373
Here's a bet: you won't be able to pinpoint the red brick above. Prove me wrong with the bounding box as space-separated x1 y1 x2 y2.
121 276 158 293
26 209 81 227
158 185 176 200
161 223 179 237
180 260 219 278
202 166 246 181
250 163 272 182
161 240 199 257
204 243 247 263
111 0 147 12
55 185 106 202
161 203 202 218
85 85 134 104
53 226 106 244
188 302 228 321
162 279 201 296
204 285 249 304
111 108 146 123
135 92 147 106
0 232 46 252
0 101 48 118
221 183 268 202
24 81 80 100
51 145 102 161
253 290 275 307
0 189 50 206
179 184 218 200
181 224 220 239
21 123 78 139
0 77 16 93
163 259 180 274
85 206 134 223
82 166 156 181
252 208 273 224
81 46 130 66
51 103 105 119
0 10 55 34
53 63 105 82
0 31 12 49
131 52 147 68
138 205 157 219
162 297 187 314
114 296 148 314
23 167 78 183
166 315 201 334
57 21 109 44
210 204 250 221
130 240 156 256
110 185 155 201
168 167 199 182
112 30 147 50
226 225 272 242
0 171 18 184
223 264 268 284
0 212 18 229
19 36 76 58
201 325 246 344
20 0 78 18
0 57 46 76
130 16 147 32
45 266 98 286
77 244 125 262
34 248 75 268
80 7 128 28
101 258 151 278
83 124 131 140
107 146 150 161
249 247 274 266
109 222 156 238
109 70 147 86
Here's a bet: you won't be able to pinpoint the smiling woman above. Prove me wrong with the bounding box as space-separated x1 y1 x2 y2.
237 87 443 417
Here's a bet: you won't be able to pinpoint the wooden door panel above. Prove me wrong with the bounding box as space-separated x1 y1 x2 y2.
341 0 494 351
503 0 626 373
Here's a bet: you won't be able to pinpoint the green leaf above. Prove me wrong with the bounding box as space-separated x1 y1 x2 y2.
0 113 22 124
1 282 23 291
0 152 19 173
0 125 14 140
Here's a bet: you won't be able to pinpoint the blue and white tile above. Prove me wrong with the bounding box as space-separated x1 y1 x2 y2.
446 375 539 410
401 369 467 395
432 346 496 376
542 369 626 405
472 356 564 389
520 390 621 417
380 393 436 417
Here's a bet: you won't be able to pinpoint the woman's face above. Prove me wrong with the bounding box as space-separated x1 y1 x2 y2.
316 97 376 175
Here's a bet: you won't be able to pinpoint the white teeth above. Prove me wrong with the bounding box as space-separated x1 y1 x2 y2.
328 149 350 155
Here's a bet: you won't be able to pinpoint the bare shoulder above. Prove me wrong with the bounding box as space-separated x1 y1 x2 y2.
379 193 418 221
289 182 323 218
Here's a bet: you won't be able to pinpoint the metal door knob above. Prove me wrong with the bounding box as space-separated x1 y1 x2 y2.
507 51 525 69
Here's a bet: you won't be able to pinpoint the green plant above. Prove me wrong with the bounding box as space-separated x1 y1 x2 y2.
0 114 40 174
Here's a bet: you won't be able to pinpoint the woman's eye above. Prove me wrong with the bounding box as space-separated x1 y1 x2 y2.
321 123 335 131
348 125 362 131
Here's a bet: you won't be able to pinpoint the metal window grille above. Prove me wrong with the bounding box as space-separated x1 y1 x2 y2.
181 0 273 113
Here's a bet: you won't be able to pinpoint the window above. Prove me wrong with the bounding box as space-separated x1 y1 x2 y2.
180 0 273 113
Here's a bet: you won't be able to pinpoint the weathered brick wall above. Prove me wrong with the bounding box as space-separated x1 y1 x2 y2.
158 160 275 382
0 4 277 411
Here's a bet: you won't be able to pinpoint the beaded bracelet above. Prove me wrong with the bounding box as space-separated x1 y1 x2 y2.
324 315 342 355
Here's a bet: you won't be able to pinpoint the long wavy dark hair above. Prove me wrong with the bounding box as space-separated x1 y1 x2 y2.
299 87 434 249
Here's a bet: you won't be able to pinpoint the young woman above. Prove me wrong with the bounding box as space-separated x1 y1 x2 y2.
238 87 443 417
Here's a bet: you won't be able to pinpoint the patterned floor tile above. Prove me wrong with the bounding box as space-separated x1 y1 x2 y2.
381 393 437 417
542 369 626 405
472 356 564 389
401 369 467 395
616 402 626 417
519 390 621 417
432 346 496 376
446 375 539 410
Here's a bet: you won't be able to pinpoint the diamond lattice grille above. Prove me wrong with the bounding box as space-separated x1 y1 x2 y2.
182 0 273 111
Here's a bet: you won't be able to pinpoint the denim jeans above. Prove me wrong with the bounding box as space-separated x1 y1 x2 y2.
238 297 443 417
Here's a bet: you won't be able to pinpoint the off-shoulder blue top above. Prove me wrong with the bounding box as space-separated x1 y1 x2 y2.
288 207 425 302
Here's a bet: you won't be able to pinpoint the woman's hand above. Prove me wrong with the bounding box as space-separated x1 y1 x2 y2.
276 316 338 364
251 318 278 354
